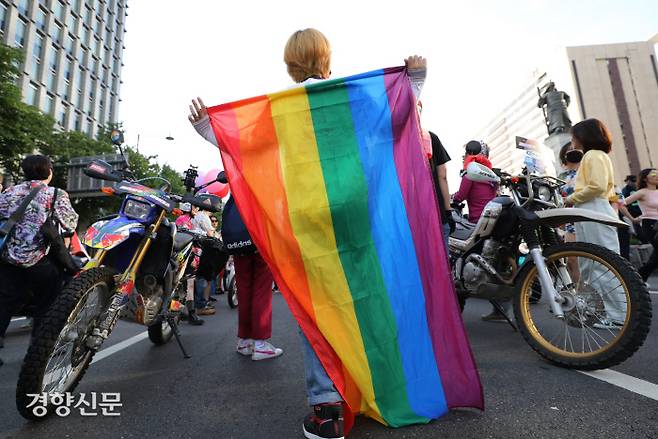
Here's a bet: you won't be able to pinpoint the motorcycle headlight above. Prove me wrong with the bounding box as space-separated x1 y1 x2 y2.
537 185 553 203
123 199 153 220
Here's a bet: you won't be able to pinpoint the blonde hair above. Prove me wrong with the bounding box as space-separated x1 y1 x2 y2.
284 29 331 83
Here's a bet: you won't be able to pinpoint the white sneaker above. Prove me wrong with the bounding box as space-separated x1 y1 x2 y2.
236 338 254 356
592 319 624 330
252 340 283 361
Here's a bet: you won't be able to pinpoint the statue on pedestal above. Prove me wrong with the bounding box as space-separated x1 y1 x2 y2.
537 82 572 135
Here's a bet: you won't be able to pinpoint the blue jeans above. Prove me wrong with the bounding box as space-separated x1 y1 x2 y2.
443 222 451 254
194 277 209 309
299 329 342 406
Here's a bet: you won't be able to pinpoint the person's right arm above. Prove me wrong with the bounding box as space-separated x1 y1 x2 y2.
623 188 645 206
566 153 610 205
188 97 219 147
452 177 472 203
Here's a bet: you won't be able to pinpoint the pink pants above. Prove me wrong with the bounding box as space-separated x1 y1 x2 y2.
234 253 274 340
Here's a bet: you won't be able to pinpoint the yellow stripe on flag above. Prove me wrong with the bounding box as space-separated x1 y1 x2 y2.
269 88 380 420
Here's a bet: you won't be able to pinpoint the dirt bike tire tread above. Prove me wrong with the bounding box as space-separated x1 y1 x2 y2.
513 242 651 370
16 267 116 420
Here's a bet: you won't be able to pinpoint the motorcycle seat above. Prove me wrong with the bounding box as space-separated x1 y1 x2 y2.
450 227 475 241
174 232 195 251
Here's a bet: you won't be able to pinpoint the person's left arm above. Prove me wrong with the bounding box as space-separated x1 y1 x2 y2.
405 55 427 99
54 190 79 231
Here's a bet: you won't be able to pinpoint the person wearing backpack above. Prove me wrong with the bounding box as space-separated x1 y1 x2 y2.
0 155 78 349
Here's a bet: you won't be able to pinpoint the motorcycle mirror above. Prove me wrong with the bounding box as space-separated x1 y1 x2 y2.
83 160 122 183
110 129 124 146
217 171 227 184
464 162 500 184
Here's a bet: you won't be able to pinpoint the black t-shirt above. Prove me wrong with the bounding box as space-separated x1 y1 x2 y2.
427 131 451 223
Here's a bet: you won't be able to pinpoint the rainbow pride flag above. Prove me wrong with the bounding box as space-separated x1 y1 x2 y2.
208 67 483 426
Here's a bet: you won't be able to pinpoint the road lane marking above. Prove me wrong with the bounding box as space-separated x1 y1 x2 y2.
91 331 148 364
578 369 658 401
649 291 658 295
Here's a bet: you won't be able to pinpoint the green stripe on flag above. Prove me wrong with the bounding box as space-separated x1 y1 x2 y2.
307 82 414 424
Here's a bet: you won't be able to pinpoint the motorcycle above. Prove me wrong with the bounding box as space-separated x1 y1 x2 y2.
16 161 223 420
450 162 651 370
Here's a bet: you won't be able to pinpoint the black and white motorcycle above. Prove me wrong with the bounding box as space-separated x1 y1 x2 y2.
449 162 651 370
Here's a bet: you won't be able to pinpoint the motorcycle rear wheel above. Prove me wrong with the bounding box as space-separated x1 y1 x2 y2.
227 277 238 309
514 242 651 370
16 267 115 420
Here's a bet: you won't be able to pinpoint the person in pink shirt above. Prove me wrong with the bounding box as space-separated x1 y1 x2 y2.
624 168 658 280
175 203 197 230
452 140 498 224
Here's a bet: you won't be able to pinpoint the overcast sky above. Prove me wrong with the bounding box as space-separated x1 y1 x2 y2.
118 0 657 185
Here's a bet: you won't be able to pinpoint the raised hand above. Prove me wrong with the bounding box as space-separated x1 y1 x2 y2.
404 55 427 70
188 97 208 124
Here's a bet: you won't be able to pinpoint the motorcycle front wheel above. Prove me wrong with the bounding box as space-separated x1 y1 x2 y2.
16 267 115 420
513 242 651 370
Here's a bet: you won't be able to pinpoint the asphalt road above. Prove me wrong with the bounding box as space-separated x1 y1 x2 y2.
1 275 657 439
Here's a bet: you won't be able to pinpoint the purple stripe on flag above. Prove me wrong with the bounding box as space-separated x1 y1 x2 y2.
384 69 484 410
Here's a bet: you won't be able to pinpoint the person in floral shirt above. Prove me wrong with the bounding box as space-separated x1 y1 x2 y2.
0 155 78 348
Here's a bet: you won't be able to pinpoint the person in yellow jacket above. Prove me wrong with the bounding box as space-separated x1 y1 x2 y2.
564 118 626 329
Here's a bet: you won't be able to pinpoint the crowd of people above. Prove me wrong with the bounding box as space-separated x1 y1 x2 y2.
0 27 657 439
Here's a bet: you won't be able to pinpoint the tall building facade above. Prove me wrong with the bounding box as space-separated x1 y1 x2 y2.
0 0 127 138
567 37 658 179
476 35 658 183
475 71 554 175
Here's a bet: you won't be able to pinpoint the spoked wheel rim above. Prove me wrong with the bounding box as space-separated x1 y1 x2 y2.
40 283 106 394
519 250 630 359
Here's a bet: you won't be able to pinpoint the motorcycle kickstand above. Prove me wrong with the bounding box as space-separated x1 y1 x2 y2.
489 299 517 332
166 314 191 359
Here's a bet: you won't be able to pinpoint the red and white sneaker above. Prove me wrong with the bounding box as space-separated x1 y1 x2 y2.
252 340 283 361
236 338 254 356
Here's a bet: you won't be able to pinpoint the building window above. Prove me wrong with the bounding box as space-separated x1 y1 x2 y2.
88 79 96 100
1 2 9 33
26 82 39 106
18 0 29 17
63 56 72 82
86 118 94 136
29 57 41 77
71 0 81 15
47 69 57 91
93 36 101 56
53 22 63 45
49 46 58 71
33 34 44 60
81 25 90 47
67 12 77 32
82 5 92 27
58 104 68 127
44 93 55 115
15 19 27 47
35 8 48 32
65 33 75 56
53 1 65 23
74 112 82 131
